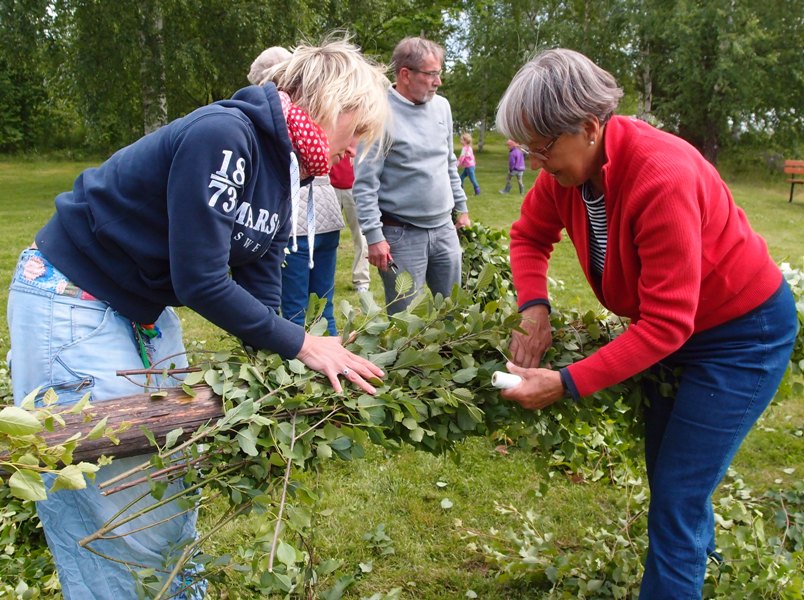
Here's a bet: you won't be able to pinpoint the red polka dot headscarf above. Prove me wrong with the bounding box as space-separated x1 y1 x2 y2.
278 91 331 177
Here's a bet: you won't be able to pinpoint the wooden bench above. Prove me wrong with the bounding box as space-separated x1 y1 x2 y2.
784 159 804 202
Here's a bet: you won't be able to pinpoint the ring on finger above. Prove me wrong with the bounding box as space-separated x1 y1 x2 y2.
342 368 350 377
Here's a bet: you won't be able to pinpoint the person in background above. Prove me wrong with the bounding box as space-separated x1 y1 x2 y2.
7 38 389 599
495 48 797 598
458 132 480 196
353 36 470 314
248 45 346 335
280 174 344 335
247 45 291 85
500 138 526 194
331 156 371 293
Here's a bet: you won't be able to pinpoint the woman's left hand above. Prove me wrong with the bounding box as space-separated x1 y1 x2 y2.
296 333 385 394
500 361 564 410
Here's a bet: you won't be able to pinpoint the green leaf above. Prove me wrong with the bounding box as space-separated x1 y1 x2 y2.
316 442 333 459
364 320 390 335
286 504 312 530
67 392 92 414
288 359 307 375
236 429 259 456
9 469 46 501
330 436 352 451
41 388 59 406
86 416 109 440
20 386 42 410
182 370 205 386
50 465 89 493
165 428 183 449
402 417 418 430
219 400 255 428
76 461 100 476
367 349 398 368
140 425 157 448
0 406 43 436
276 540 297 566
16 453 40 467
394 271 414 296
452 367 478 384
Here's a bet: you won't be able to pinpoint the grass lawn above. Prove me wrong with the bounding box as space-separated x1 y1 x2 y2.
0 135 802 598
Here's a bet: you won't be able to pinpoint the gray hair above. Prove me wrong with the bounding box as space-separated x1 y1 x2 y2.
496 48 623 142
391 37 445 75
248 46 292 85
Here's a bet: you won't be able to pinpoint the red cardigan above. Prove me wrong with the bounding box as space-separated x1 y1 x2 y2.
510 116 782 398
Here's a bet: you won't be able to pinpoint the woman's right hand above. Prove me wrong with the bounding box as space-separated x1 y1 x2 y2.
509 304 553 368
296 333 384 394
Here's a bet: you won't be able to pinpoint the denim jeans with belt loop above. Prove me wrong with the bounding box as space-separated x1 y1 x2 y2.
639 280 797 598
281 230 340 335
6 248 205 599
378 220 462 315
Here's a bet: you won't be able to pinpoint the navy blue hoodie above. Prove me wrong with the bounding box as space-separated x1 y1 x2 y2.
36 83 306 358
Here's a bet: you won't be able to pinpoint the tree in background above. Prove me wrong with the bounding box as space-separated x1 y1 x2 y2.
0 0 801 160
446 0 802 164
320 0 455 58
639 0 803 164
0 0 63 152
62 0 314 150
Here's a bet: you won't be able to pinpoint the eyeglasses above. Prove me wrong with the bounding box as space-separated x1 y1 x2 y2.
407 67 443 79
530 136 559 161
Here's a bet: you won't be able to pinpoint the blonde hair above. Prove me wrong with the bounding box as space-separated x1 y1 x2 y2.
264 36 390 155
460 133 472 145
248 46 292 85
496 48 623 142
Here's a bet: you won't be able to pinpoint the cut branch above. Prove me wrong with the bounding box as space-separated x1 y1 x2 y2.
40 386 224 462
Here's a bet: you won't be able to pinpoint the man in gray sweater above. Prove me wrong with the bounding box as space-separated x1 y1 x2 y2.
353 37 470 314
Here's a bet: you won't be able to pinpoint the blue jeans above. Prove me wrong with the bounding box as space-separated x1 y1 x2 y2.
460 166 480 192
281 230 340 335
502 169 525 193
6 249 203 599
379 221 462 314
640 280 797 599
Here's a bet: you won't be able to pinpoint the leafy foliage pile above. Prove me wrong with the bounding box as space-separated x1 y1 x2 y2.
1 224 802 598
463 471 804 599
462 259 804 599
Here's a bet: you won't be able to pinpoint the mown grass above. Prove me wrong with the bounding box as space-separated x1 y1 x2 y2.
0 134 801 598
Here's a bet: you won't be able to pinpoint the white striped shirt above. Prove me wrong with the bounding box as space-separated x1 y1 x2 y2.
581 182 607 276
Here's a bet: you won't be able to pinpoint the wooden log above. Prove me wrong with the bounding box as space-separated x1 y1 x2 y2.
40 386 224 463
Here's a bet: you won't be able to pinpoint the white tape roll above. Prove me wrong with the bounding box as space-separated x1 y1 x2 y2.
491 371 522 389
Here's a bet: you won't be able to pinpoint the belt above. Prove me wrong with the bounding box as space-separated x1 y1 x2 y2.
380 213 409 227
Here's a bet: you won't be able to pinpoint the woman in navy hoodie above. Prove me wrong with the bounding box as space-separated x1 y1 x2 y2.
7 38 389 599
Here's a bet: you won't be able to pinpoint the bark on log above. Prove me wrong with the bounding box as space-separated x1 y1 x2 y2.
40 386 224 463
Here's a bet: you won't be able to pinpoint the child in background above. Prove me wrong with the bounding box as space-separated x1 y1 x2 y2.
457 132 480 196
500 138 526 194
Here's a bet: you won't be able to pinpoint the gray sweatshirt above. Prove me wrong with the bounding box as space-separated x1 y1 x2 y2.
353 86 468 245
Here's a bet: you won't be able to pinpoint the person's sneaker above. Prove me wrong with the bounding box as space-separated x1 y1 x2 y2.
499 190 508 194
356 284 370 293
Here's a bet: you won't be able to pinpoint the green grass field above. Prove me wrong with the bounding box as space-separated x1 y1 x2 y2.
1 135 802 598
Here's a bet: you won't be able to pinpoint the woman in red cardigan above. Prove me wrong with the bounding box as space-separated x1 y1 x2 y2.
495 48 797 598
